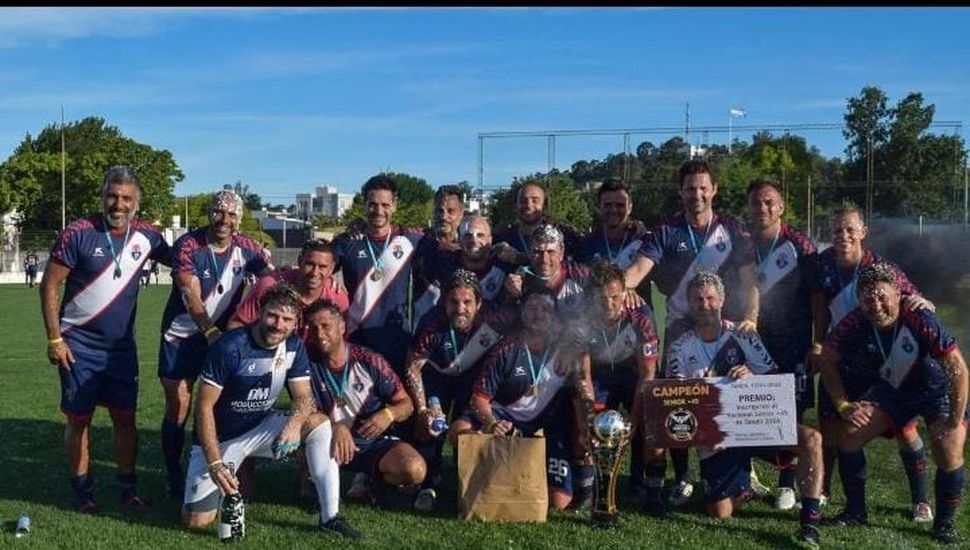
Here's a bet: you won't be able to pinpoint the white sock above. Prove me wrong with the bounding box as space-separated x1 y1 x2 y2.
305 420 340 522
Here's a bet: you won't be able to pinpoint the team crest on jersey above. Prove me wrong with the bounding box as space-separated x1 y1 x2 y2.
233 258 242 275
725 347 739 365
479 334 492 347
93 247 105 257
392 244 403 259
485 279 497 293
130 244 142 261
514 365 527 376
775 253 789 269
715 236 727 252
443 340 454 351
665 408 698 442
902 337 914 353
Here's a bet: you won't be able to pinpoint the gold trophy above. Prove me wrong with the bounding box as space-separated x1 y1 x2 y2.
590 409 632 529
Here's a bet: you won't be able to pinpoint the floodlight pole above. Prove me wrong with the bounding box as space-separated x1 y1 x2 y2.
61 106 66 230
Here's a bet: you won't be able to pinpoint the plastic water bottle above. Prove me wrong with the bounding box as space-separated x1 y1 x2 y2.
15 514 30 537
428 396 448 437
217 462 245 542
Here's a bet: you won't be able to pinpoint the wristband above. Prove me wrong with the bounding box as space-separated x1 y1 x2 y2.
48 337 64 345
208 459 225 470
836 399 853 414
811 342 823 353
382 406 395 423
204 325 220 338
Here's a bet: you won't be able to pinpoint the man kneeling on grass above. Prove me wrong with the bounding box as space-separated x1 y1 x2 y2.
182 283 359 539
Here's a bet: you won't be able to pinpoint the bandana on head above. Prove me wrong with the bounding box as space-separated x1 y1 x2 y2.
856 263 898 294
530 224 564 250
209 189 244 219
444 268 482 298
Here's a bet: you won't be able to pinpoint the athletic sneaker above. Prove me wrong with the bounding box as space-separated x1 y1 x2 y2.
668 480 694 507
413 488 437 512
933 518 959 545
320 516 362 539
749 468 771 498
346 472 370 500
76 498 101 515
911 501 933 523
775 487 797 511
793 523 821 549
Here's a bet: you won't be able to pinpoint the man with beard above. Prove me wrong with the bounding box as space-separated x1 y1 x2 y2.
304 299 427 508
157 190 273 499
810 203 936 521
663 272 824 548
411 185 467 324
41 166 172 513
502 224 590 320
745 181 817 510
492 181 581 265
576 177 653 311
569 261 660 507
404 269 516 510
24 250 40 288
182 284 358 539
333 175 424 374
818 264 967 544
624 160 759 506
451 288 582 511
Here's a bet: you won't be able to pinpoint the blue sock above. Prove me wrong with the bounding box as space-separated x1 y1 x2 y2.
117 472 138 499
778 462 798 490
822 445 838 495
671 448 689 483
935 465 964 524
645 459 666 500
800 497 821 526
899 445 929 505
838 450 867 518
575 464 595 495
160 418 186 483
70 474 95 501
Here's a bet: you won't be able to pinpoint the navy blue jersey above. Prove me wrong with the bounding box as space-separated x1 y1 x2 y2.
198 328 310 442
810 247 919 330
665 320 778 379
160 228 270 342
494 221 582 259
514 260 591 319
575 305 660 373
825 307 957 395
473 336 570 423
412 246 517 326
50 216 170 350
637 213 754 324
309 344 403 435
411 306 517 376
754 225 817 367
577 225 654 310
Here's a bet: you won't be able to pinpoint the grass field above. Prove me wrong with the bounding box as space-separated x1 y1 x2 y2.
0 283 967 549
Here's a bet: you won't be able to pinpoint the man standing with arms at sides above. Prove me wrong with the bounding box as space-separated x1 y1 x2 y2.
624 159 760 506
745 180 818 510
24 250 40 288
818 264 967 544
576 177 653 311
809 204 936 521
332 175 424 375
492 181 581 265
404 270 515 511
304 299 427 507
41 166 172 513
182 284 358 539
157 189 273 499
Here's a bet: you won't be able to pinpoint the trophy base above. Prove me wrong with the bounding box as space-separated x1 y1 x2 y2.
591 510 619 529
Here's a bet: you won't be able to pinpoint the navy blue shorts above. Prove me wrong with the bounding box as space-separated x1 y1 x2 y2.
700 447 754 503
591 364 638 412
423 366 480 420
346 435 403 477
59 340 138 417
157 333 208 381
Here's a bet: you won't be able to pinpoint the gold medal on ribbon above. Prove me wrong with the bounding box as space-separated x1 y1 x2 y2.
370 269 384 282
336 397 346 408
532 384 540 396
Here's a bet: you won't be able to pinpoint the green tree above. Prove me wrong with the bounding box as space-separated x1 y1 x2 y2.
228 180 262 211
0 117 183 230
487 171 593 232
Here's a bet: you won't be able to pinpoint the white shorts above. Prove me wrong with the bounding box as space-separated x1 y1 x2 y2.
183 410 290 512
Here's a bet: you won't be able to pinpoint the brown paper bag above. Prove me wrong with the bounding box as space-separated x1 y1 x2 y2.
456 433 548 522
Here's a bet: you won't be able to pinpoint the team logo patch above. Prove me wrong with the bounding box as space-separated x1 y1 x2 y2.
247 363 256 373
130 244 142 261
357 250 368 259
775 253 788 269
392 245 403 259
726 347 739 365
902 337 914 353
443 341 454 351
201 269 211 279
93 247 105 258
665 408 698 442
479 334 492 347
715 237 727 252
514 365 527 376
233 258 242 275
352 373 364 393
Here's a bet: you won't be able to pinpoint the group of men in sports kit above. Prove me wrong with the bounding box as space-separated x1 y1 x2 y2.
40 161 967 546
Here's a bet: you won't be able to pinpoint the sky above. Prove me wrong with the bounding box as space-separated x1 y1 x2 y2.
1 7 969 205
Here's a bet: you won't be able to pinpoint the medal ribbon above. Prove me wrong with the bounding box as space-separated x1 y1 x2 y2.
365 230 392 274
754 230 780 273
600 320 622 371
323 355 351 404
603 226 629 264
207 238 233 293
103 216 131 278
524 343 551 389
871 322 900 364
686 217 713 268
